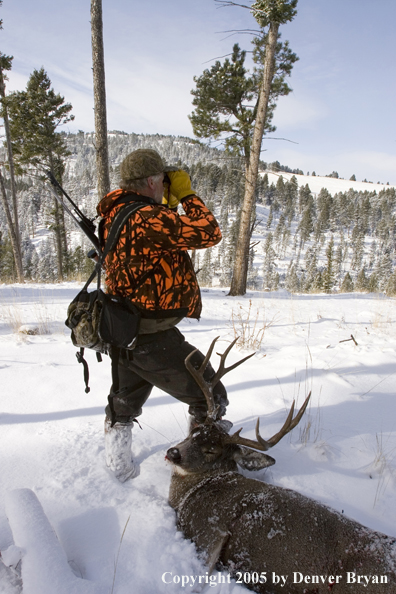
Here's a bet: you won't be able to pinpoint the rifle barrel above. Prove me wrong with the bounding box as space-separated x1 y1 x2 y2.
45 170 102 253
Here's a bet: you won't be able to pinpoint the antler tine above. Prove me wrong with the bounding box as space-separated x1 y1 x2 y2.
185 337 255 420
266 391 311 448
211 337 255 386
227 392 311 452
198 336 220 374
184 337 221 417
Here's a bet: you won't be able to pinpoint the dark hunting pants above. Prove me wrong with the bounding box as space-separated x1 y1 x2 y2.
106 327 228 424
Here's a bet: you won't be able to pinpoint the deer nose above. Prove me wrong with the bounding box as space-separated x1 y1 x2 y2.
167 447 182 463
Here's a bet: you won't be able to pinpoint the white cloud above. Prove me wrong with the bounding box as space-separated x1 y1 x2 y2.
272 92 329 130
265 146 396 185
338 151 396 176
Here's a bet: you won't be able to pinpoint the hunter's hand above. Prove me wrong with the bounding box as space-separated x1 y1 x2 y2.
167 170 196 203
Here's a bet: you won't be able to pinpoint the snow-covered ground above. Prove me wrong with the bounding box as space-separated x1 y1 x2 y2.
1 283 396 593
263 171 396 195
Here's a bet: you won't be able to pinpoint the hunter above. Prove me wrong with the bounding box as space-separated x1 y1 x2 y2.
97 149 228 482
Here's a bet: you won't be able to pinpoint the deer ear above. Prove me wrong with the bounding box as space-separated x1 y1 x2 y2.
233 446 276 471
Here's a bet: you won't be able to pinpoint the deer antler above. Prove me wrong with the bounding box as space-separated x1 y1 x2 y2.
227 392 311 451
185 337 255 420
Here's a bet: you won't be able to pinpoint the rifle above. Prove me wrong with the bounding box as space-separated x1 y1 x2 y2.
44 170 101 255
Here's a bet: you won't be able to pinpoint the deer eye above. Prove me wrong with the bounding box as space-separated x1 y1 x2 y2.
202 445 220 456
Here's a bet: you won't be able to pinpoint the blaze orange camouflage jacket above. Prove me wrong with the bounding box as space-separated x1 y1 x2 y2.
96 190 222 319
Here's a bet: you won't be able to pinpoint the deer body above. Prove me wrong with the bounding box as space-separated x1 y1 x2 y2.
170 465 396 593
167 338 396 593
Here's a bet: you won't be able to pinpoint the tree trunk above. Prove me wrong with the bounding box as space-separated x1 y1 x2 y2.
0 70 24 282
91 0 110 200
0 170 24 282
229 22 279 296
48 154 64 280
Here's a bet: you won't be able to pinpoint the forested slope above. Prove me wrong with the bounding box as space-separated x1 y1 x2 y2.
1 131 396 295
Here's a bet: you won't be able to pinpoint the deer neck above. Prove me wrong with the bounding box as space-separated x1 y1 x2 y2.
169 466 237 510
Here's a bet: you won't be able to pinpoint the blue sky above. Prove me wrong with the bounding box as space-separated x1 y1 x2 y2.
2 0 396 184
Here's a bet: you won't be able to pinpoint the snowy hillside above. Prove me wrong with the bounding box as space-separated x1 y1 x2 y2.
263 171 396 195
1 284 396 592
2 131 396 292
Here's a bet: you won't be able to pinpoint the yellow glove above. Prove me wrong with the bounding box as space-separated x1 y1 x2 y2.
162 183 181 209
167 170 196 202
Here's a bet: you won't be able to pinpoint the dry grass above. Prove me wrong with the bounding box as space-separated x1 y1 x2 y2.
229 299 278 350
370 432 396 507
0 303 23 333
0 299 55 335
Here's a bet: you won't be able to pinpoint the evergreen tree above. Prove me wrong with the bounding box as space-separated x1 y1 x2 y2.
334 241 344 278
197 248 214 287
323 235 335 293
315 188 333 238
312 270 324 293
284 175 298 223
298 183 312 213
247 246 260 289
193 1 298 296
355 267 369 292
262 231 277 289
340 272 354 293
367 272 379 293
350 229 364 271
385 270 396 297
6 68 74 279
0 231 16 281
302 246 318 292
298 203 314 246
0 53 24 281
285 262 299 293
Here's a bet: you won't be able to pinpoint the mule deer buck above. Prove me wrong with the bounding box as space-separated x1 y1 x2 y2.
166 338 396 594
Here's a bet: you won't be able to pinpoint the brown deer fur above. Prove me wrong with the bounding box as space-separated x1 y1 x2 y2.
167 423 396 593
166 339 396 593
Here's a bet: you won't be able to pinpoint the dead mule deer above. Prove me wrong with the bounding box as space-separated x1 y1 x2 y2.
166 337 396 594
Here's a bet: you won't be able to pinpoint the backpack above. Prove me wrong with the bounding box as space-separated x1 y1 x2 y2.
65 201 145 392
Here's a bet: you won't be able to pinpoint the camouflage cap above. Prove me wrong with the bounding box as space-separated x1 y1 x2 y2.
120 149 172 181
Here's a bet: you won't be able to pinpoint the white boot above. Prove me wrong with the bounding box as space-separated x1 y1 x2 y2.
104 418 138 482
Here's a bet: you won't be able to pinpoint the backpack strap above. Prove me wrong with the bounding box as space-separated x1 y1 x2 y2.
83 202 146 292
100 202 145 263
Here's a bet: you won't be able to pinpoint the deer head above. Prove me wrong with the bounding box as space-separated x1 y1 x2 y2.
166 337 311 476
167 340 396 594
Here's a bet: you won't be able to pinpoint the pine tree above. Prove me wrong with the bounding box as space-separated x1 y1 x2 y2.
355 267 369 292
193 1 298 295
198 248 214 287
284 175 298 223
367 272 379 293
6 68 74 279
285 262 299 293
350 229 364 271
340 272 354 293
0 53 24 281
312 270 324 293
322 235 335 293
315 188 333 238
262 231 276 289
298 203 314 246
298 183 312 213
0 231 16 280
385 271 396 297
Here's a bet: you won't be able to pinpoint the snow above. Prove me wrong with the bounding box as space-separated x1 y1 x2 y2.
4 489 100 594
1 283 396 592
263 171 396 195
